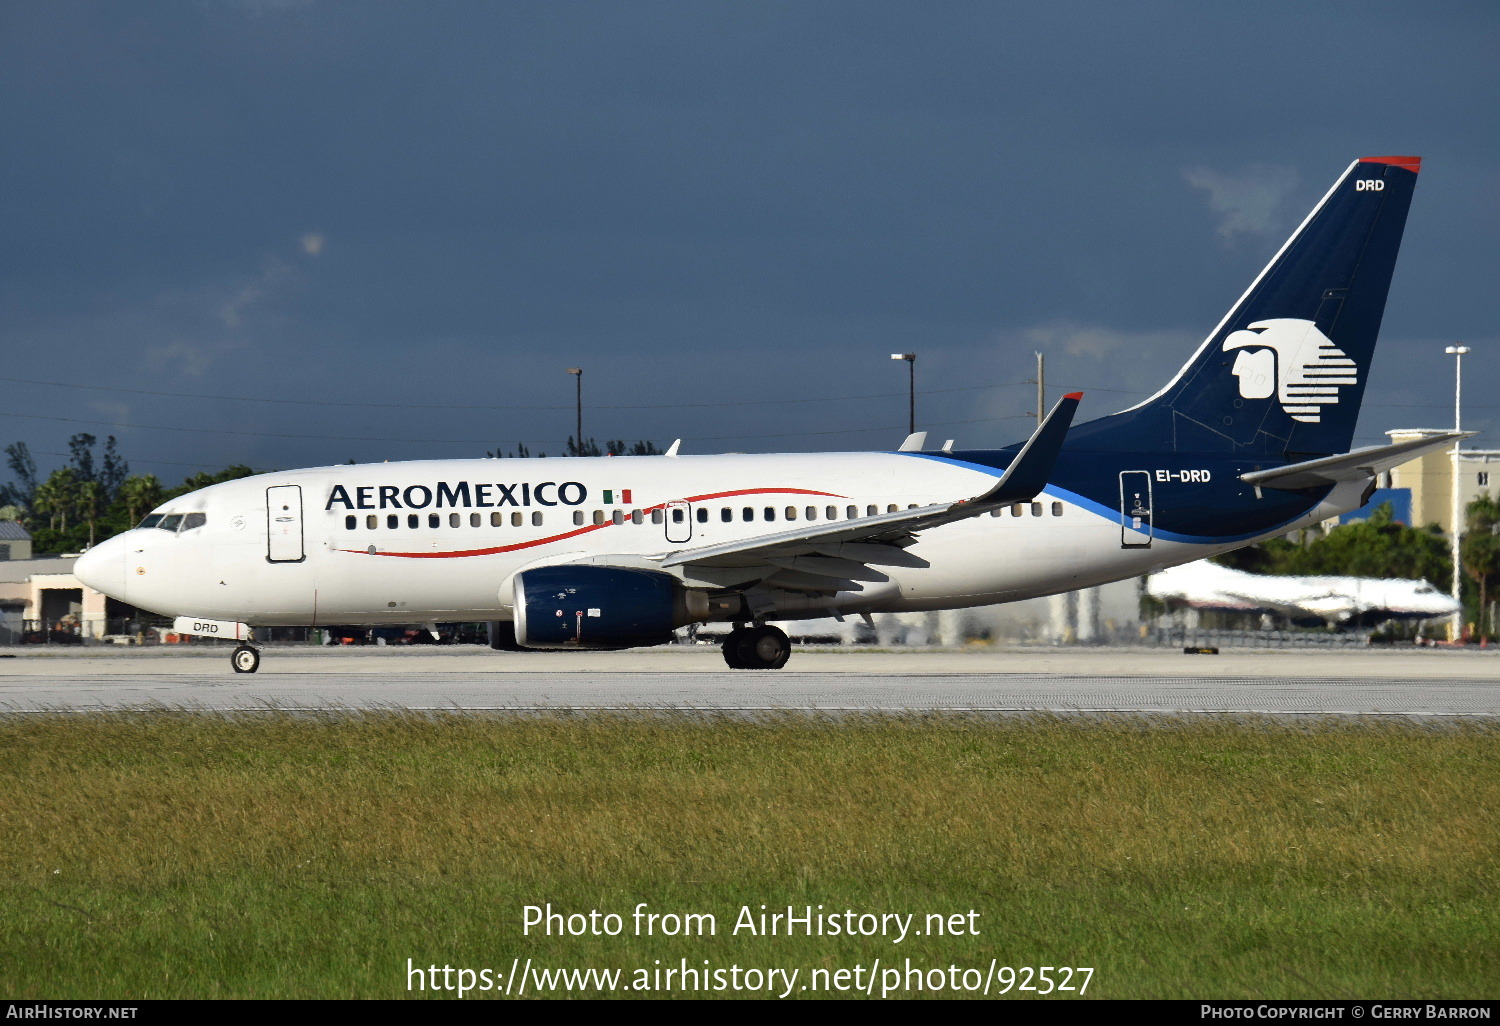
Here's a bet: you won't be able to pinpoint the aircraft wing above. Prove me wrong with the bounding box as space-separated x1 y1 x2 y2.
1241 432 1471 491
1176 590 1267 612
653 393 1083 590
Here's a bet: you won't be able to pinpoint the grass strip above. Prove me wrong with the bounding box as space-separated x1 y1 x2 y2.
1 711 1495 999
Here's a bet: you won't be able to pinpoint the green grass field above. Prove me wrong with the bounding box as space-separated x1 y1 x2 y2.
1 712 1495 999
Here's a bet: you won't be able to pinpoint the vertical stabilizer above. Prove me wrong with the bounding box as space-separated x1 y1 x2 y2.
1076 156 1420 457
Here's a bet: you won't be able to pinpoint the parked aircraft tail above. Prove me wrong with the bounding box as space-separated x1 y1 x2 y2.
1076 156 1421 458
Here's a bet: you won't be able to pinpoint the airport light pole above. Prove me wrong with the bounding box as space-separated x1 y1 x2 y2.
1447 344 1470 641
891 353 916 435
1034 351 1045 428
565 367 583 455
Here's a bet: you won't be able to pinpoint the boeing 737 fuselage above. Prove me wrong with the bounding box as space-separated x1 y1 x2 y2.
76 156 1452 672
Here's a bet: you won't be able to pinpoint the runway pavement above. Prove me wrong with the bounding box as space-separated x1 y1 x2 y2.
1 645 1496 715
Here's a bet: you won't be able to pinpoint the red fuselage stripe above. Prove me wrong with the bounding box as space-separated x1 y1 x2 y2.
335 486 846 558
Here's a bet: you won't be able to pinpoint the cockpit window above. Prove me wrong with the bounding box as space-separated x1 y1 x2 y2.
140 512 206 532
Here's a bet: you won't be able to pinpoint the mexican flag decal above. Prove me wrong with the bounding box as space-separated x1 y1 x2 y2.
601 489 633 505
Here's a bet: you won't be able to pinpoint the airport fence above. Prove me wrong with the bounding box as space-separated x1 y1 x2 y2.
0 619 493 647
1146 626 1372 649
0 618 327 647
0 619 1460 651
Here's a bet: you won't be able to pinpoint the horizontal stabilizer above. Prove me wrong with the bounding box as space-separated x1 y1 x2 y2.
1240 432 1471 491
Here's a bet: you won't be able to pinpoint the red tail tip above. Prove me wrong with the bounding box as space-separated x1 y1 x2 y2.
1359 155 1421 173
1063 391 1083 401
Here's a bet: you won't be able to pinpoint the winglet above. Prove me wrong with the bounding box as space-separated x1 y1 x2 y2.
976 392 1082 506
898 431 928 452
665 439 682 457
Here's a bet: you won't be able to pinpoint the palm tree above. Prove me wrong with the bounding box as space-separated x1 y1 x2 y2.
118 475 165 525
33 468 81 533
1462 493 1500 640
78 480 104 548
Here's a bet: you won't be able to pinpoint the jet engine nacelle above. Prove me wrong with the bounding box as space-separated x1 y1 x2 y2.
512 565 708 649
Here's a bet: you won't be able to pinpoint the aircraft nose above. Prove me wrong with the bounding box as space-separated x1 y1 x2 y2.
74 536 127 600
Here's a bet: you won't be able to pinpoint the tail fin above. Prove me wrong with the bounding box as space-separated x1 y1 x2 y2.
1079 156 1421 458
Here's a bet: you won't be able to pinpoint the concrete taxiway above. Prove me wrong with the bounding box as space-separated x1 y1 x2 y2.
0 646 1496 715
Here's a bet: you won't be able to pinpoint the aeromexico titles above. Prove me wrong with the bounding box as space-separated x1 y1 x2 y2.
76 155 1459 672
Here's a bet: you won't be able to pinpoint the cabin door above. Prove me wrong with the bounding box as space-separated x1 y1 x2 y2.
664 501 693 544
266 485 306 563
1118 472 1153 549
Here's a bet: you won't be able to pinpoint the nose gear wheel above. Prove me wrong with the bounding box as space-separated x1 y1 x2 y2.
231 645 261 674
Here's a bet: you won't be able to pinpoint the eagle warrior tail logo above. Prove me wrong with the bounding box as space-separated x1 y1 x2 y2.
1223 318 1359 424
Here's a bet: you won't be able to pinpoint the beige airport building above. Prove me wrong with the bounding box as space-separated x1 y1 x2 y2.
1384 429 1500 531
0 523 119 644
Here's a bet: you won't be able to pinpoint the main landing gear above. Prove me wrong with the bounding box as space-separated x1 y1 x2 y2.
231 645 261 674
722 624 791 670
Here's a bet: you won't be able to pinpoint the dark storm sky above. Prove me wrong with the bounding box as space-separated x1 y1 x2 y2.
2 0 1496 480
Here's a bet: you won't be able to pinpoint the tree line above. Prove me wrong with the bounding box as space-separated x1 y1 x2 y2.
0 435 256 554
486 437 664 459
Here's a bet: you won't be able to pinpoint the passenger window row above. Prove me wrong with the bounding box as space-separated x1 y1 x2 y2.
339 500 1062 532
989 502 1065 518
574 503 926 527
344 511 546 530
714 503 917 524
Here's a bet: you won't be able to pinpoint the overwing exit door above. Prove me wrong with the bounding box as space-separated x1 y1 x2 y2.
266 485 306 563
1119 471 1153 549
664 501 692 544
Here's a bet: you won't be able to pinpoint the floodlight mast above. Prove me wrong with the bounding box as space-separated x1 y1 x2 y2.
891 353 916 435
1446 344 1470 640
565 367 582 455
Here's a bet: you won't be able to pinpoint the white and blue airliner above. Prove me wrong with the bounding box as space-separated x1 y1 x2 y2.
76 156 1456 672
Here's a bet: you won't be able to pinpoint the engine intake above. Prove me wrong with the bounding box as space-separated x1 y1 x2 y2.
513 565 706 649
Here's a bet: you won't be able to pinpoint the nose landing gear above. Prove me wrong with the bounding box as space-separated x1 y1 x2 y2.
231 645 261 674
722 624 791 670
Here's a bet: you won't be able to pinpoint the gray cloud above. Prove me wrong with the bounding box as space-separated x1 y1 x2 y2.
1182 164 1301 242
146 342 216 378
1021 320 1196 363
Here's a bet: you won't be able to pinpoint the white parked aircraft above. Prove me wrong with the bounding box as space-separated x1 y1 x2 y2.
76 155 1462 673
1146 560 1459 628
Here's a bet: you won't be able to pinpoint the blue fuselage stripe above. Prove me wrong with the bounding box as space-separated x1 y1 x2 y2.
892 451 1321 546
